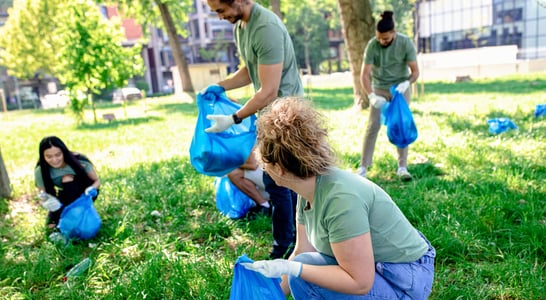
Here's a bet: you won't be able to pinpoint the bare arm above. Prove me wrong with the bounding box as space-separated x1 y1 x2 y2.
235 62 283 119
218 67 252 91
284 232 376 295
407 60 419 84
87 169 100 190
281 224 317 295
360 63 374 95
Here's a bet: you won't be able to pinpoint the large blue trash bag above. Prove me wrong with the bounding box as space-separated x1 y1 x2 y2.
190 89 257 177
381 85 418 148
534 104 546 117
487 117 518 134
58 192 101 240
230 254 285 300
215 176 254 219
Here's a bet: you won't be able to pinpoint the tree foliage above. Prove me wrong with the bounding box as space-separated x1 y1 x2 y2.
103 0 196 94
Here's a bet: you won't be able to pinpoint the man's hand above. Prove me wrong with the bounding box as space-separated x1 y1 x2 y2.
368 93 387 109
395 80 410 93
85 186 98 197
241 259 302 278
205 114 235 133
200 84 225 96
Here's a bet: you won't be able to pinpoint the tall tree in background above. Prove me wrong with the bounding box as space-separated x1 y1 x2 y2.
106 0 195 95
0 147 11 199
337 0 374 108
56 0 143 124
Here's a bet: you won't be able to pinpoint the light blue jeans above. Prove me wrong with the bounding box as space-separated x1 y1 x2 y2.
288 233 435 300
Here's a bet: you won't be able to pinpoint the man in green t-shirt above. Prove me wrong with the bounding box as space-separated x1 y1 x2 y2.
358 10 420 181
203 0 303 259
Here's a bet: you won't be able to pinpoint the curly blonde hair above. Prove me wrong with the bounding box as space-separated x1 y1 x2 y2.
256 97 336 178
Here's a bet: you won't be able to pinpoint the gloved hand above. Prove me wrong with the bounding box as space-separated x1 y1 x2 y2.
395 80 410 93
200 84 225 96
241 259 302 278
368 93 387 109
85 186 98 197
205 114 235 133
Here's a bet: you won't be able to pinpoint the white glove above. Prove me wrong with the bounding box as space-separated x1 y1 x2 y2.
85 186 97 197
368 93 387 109
205 114 235 133
241 259 302 278
395 80 410 93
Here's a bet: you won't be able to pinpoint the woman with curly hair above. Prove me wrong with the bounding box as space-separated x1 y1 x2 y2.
35 136 100 229
243 97 435 299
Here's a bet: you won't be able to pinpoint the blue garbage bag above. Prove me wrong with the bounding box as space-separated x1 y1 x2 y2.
58 192 101 240
487 117 518 134
229 254 285 300
190 89 257 177
382 86 418 148
534 104 546 118
215 176 254 219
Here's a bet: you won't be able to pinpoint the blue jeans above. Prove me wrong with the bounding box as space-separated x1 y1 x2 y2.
263 172 296 249
289 232 435 300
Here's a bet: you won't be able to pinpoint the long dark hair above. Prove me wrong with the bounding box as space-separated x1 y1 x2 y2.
37 136 94 196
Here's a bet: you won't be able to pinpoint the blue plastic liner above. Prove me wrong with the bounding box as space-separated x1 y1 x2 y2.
229 254 285 300
58 192 101 240
190 89 257 177
487 117 518 134
381 85 418 148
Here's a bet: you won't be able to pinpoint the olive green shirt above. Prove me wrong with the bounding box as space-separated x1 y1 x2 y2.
234 3 303 97
35 160 94 190
364 33 417 90
296 168 428 263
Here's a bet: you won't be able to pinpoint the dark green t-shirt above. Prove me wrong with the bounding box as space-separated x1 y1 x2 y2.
363 33 417 90
234 3 303 97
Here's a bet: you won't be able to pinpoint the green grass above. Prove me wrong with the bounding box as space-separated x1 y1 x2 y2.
1 73 545 299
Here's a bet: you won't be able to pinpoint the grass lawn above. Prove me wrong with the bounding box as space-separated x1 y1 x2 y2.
0 73 545 299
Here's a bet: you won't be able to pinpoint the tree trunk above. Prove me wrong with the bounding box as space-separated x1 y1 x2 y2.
270 0 282 19
336 0 374 109
156 1 195 96
0 147 11 199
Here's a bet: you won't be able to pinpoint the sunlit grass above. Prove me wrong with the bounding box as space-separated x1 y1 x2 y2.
0 72 545 299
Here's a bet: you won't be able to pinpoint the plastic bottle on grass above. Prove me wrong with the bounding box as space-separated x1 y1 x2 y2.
63 258 92 282
38 191 62 212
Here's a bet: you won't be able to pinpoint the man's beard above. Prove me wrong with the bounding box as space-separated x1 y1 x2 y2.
381 40 393 48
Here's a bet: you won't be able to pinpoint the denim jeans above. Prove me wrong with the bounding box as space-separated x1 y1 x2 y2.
263 172 296 249
288 232 435 300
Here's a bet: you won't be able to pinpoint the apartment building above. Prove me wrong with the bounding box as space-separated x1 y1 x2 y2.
415 0 546 59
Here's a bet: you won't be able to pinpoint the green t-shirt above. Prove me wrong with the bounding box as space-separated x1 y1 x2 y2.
234 3 303 98
35 159 94 190
363 33 417 90
296 168 428 263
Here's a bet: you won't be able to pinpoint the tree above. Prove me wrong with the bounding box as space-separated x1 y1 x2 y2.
106 0 195 95
284 2 329 75
0 147 11 199
337 0 374 108
56 0 143 124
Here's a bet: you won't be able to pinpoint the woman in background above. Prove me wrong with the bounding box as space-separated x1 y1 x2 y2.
35 136 100 228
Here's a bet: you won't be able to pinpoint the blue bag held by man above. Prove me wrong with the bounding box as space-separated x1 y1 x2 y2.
190 88 257 177
229 254 284 300
58 190 101 240
381 85 418 148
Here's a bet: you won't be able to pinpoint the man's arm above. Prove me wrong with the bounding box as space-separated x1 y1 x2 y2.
360 63 373 95
217 66 252 91
407 60 420 83
235 62 283 119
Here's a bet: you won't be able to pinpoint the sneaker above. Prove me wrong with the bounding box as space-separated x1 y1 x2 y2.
356 166 367 178
397 167 412 181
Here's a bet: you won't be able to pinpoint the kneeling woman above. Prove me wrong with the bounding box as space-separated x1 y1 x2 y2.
35 136 100 228
243 97 435 299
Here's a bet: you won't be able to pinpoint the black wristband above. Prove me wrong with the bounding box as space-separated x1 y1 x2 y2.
232 113 243 124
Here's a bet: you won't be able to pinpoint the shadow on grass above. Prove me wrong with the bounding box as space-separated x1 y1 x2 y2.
76 116 164 130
